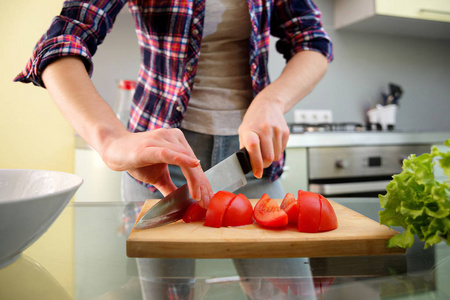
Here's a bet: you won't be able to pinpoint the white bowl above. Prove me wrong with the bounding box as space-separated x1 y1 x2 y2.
0 169 83 268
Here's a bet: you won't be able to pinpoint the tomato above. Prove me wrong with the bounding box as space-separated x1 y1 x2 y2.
202 190 337 232
182 202 207 223
222 193 254 227
317 195 338 232
204 191 235 228
204 191 254 228
280 193 298 225
297 190 322 233
297 190 338 233
253 194 288 228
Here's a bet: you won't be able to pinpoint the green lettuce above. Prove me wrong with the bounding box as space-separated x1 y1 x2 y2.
379 139 450 249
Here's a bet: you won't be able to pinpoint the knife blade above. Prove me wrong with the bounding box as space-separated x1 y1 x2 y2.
134 148 252 230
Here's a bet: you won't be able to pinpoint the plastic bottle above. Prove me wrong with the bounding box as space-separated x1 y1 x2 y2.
113 80 136 127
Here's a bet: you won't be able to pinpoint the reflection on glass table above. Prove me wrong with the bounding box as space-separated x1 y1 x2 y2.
0 254 71 300
0 199 448 300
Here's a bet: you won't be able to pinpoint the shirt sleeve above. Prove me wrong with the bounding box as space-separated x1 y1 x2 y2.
271 0 333 62
14 0 127 87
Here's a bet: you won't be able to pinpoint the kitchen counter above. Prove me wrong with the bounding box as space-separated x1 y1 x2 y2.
0 198 448 299
76 130 450 150
287 130 450 148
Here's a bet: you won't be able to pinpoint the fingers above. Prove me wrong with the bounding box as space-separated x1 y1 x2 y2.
273 124 290 161
138 146 212 207
240 131 264 178
139 146 200 169
181 165 214 209
239 122 289 179
145 129 213 207
131 164 178 197
156 146 213 207
160 129 213 207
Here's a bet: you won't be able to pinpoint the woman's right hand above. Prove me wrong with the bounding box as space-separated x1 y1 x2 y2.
101 128 213 208
42 56 212 208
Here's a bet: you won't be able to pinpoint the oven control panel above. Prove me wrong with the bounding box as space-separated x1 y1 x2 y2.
308 145 431 179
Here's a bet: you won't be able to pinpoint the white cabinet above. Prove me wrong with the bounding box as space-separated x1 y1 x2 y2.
280 148 308 195
74 138 122 202
334 0 450 39
376 0 450 22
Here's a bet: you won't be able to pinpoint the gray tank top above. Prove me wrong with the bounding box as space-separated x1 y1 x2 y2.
181 0 253 136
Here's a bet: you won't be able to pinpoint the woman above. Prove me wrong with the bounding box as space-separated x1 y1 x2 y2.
16 0 332 298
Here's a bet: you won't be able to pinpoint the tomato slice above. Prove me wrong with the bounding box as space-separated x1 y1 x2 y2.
280 193 298 225
314 277 335 294
204 191 236 228
318 195 338 232
297 190 321 233
182 202 207 223
222 193 254 227
254 194 288 228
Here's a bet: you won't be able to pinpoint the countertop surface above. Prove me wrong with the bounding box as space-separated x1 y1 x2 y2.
0 198 448 300
287 130 450 148
76 131 450 150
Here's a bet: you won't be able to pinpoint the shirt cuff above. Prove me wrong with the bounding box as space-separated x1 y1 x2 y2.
14 34 93 87
292 36 334 63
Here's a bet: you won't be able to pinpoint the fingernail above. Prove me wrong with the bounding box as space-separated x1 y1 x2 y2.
200 185 210 208
193 185 201 202
202 194 209 208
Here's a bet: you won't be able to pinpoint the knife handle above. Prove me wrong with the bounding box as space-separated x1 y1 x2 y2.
236 148 252 175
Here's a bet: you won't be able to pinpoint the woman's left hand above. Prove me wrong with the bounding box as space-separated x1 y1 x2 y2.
238 93 290 179
238 50 329 179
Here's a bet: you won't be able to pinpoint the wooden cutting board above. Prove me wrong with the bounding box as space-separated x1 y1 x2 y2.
126 199 405 258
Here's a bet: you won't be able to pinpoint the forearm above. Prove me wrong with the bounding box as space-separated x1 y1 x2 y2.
41 57 212 203
41 56 126 157
257 50 328 112
239 50 328 176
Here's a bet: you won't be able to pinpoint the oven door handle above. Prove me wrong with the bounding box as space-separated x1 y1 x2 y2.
309 180 391 196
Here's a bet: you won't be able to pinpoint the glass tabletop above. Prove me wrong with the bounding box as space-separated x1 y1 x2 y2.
0 198 448 300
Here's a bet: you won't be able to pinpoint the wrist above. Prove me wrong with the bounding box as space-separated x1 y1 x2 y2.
253 83 290 114
94 120 129 168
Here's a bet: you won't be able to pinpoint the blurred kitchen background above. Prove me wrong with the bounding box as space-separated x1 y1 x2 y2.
85 0 450 199
3 0 450 201
0 0 450 194
90 0 450 131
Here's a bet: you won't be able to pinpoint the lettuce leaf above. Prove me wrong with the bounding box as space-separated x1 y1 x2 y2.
379 139 450 249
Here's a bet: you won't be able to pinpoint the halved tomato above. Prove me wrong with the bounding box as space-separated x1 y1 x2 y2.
280 193 298 225
254 194 288 228
204 191 235 228
297 190 338 233
183 202 207 223
222 193 254 227
317 195 338 232
297 190 321 233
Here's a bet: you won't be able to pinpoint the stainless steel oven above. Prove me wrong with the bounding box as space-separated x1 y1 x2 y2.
307 144 431 197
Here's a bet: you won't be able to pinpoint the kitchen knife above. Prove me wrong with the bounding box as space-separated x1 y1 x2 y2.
134 148 252 230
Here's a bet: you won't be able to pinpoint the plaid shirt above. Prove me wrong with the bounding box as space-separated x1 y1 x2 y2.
15 0 332 183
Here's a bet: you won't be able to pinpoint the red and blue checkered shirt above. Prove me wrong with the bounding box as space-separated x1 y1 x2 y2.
15 0 332 183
